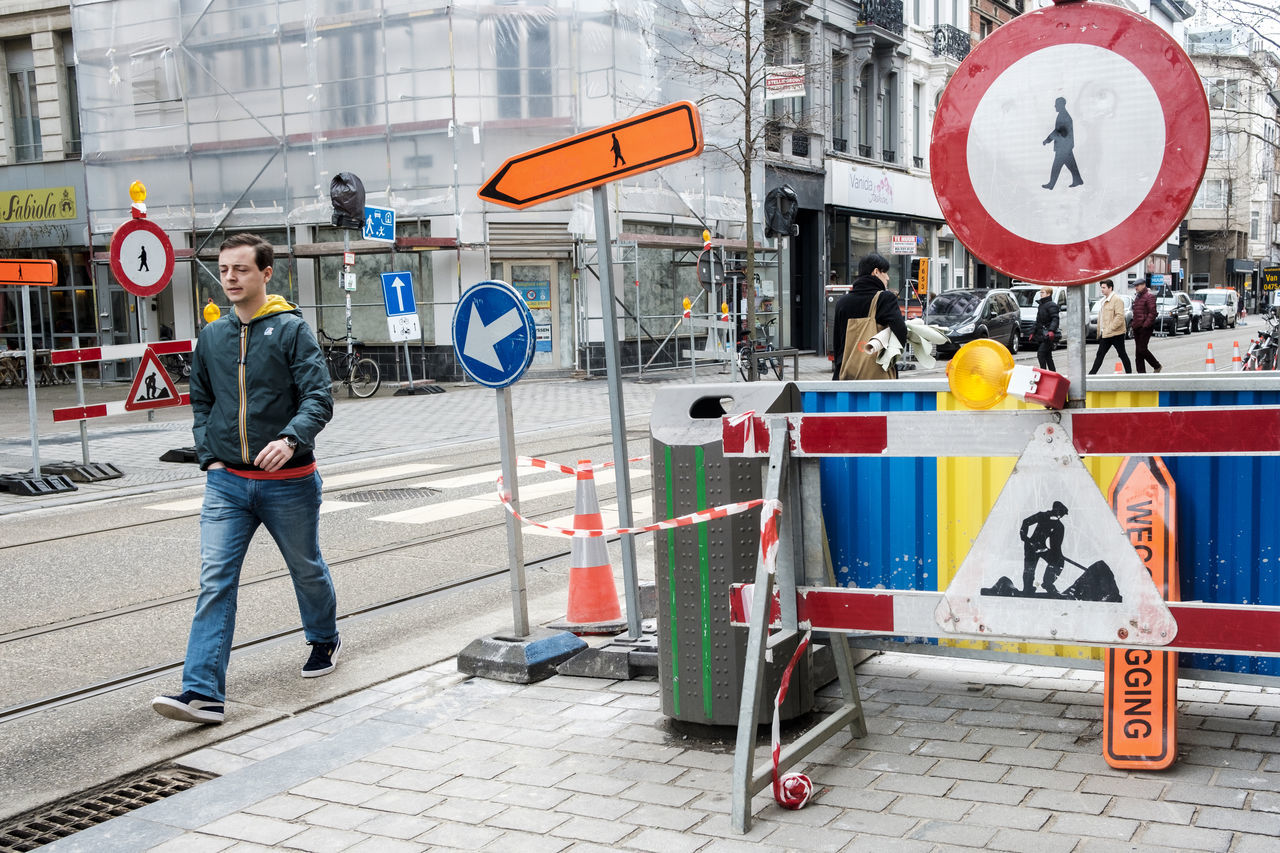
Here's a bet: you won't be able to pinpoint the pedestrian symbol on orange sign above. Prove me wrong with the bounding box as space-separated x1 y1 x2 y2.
611 133 625 167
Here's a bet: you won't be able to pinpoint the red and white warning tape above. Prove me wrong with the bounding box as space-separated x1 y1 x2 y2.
772 629 815 809
496 455 765 537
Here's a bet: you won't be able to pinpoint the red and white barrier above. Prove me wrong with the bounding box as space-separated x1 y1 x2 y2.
51 338 195 365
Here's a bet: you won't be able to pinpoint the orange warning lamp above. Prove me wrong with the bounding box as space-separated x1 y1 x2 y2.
946 339 1069 410
129 181 147 203
203 298 221 324
702 229 712 251
720 301 729 320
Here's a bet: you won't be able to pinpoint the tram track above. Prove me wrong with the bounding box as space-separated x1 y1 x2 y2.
0 433 636 551
0 437 656 726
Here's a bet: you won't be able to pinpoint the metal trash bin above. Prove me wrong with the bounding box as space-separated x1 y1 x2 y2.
650 382 815 726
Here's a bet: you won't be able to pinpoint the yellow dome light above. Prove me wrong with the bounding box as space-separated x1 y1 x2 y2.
203 298 222 324
946 339 1014 410
129 181 147 203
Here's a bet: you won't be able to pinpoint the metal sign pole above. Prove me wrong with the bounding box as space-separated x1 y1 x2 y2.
496 386 530 637
592 186 642 639
343 233 353 357
1065 287 1088 404
21 283 40 475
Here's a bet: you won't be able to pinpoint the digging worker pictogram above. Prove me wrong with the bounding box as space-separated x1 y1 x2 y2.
1021 501 1068 595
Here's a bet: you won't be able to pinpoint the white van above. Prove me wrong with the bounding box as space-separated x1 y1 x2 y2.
1010 284 1067 345
1192 288 1239 329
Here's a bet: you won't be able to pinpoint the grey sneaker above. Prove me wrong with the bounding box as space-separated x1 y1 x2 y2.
152 691 224 724
302 635 341 678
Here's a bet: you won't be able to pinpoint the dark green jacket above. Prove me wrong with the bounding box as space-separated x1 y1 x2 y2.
190 296 333 471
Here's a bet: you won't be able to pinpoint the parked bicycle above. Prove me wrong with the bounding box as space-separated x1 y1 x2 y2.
736 317 783 381
1243 311 1279 372
318 329 381 397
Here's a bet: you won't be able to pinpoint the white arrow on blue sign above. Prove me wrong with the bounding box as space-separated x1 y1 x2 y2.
452 280 536 389
380 271 417 316
364 205 395 243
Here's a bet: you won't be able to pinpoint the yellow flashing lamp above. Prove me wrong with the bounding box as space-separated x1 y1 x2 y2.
203 298 221 324
702 229 712 252
129 181 147 203
946 339 1069 410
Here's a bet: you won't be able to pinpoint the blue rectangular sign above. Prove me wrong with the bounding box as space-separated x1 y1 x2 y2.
364 205 395 243
380 271 416 316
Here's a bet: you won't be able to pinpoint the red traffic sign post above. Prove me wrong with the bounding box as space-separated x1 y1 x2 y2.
110 218 175 297
478 101 703 210
930 1 1209 285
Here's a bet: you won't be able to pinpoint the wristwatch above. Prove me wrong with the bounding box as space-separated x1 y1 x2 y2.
280 435 299 449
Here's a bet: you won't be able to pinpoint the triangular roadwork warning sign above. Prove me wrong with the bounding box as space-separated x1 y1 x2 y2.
934 423 1176 647
124 348 181 411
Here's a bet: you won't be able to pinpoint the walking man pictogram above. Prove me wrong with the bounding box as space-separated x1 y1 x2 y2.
1042 97 1083 190
138 245 150 272
611 133 625 168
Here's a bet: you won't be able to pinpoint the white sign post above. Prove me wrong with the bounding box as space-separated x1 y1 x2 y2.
381 271 423 394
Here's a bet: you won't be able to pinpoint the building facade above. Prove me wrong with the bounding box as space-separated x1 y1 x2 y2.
1186 28 1280 306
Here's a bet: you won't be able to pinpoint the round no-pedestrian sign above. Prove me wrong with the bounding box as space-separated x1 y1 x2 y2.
109 218 175 297
930 0 1209 285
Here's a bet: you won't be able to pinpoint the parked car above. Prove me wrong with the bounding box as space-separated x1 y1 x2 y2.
1188 297 1207 331
1086 293 1134 341
1193 288 1239 329
924 288 1021 356
1155 292 1193 335
1010 285 1067 347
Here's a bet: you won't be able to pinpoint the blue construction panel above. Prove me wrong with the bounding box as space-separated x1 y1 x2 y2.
1163 388 1280 676
802 389 937 591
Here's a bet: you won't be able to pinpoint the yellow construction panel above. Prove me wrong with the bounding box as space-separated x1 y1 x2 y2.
934 388 1159 661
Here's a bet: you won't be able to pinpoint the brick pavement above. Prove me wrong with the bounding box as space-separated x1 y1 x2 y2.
42 651 1280 852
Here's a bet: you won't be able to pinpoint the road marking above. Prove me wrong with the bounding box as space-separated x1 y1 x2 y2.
141 463 444 512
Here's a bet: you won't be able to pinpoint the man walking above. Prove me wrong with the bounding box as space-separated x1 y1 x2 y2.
830 252 908 380
153 233 340 724
1088 280 1132 374
1130 278 1162 373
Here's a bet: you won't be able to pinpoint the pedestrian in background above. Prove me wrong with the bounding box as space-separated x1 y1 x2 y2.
1088 279 1131 374
153 233 340 725
831 252 908 380
1130 278 1162 374
1032 286 1060 372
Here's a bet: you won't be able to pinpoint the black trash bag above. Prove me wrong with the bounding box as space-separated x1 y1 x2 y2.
764 185 799 237
330 172 366 230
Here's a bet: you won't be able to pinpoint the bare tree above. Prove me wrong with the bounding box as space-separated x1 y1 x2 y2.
654 0 812 378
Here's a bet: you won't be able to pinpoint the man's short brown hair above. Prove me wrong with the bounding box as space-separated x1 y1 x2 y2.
219 233 273 271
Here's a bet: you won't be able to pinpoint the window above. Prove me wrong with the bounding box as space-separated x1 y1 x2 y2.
858 65 873 157
1252 210 1261 241
63 34 81 158
881 72 897 162
1203 77 1241 110
1193 177 1230 209
495 14 551 120
832 53 847 153
6 39 41 162
1209 128 1233 159
979 18 992 40
912 81 923 166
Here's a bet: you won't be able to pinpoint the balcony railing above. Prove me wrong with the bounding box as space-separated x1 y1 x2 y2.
913 155 924 168
791 134 810 157
859 0 904 36
932 23 971 61
882 149 896 164
859 144 872 158
833 138 848 153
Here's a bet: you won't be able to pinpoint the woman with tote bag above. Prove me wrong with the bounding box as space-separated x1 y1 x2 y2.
831 252 909 380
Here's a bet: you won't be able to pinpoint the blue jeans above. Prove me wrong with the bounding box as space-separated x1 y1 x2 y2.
183 468 338 701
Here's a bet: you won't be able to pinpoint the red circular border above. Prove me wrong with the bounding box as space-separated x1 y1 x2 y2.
930 2 1209 286
109 218 176 297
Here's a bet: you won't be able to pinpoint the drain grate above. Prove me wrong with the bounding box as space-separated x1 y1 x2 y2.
343 487 437 502
0 766 216 852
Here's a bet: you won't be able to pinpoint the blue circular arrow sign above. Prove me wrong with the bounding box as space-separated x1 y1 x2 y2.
452 280 536 389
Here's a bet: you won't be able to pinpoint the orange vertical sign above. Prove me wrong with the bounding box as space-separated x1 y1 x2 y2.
477 101 703 210
1104 456 1178 769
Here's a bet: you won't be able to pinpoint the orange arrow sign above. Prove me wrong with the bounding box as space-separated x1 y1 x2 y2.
478 101 703 210
0 259 57 286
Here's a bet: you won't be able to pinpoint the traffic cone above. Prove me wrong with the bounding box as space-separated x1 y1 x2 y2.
1114 361 1123 374
1205 342 1216 372
1232 341 1243 371
561 460 624 634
